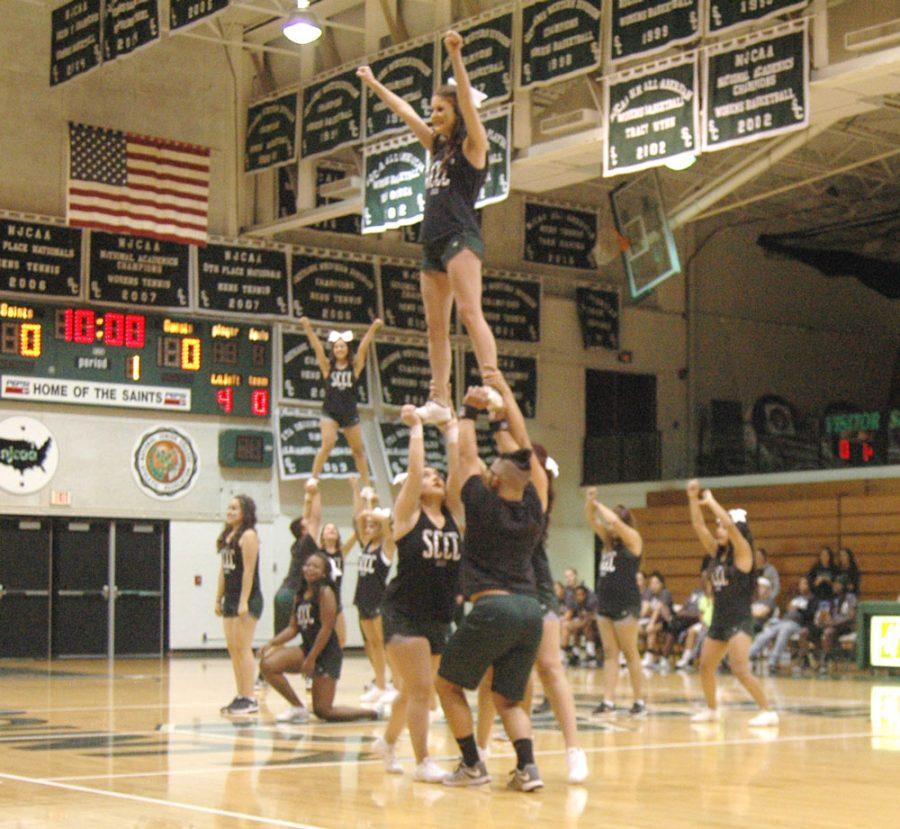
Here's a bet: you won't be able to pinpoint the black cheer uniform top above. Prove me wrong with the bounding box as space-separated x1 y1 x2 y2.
322 360 359 425
708 546 755 629
419 137 487 244
354 541 391 616
219 530 262 607
384 506 461 623
295 581 341 660
596 540 641 616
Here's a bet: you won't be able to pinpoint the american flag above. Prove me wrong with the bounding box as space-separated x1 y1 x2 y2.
67 123 210 246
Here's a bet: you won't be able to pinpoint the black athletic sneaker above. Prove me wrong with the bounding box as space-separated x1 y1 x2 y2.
629 700 647 717
223 696 258 716
220 696 240 714
592 700 616 716
507 763 544 792
532 698 551 715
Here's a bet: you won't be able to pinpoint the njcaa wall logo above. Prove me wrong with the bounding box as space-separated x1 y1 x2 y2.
132 426 200 500
0 416 59 495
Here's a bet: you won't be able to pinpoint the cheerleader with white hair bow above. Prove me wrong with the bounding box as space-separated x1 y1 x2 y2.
299 315 382 489
686 480 778 727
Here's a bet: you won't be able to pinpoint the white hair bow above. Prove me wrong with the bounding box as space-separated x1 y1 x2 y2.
392 471 408 486
372 507 392 520
728 508 748 524
328 330 354 344
545 457 560 479
447 77 487 109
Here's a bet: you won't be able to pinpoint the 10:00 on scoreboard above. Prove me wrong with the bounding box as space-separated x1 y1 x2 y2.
0 301 271 417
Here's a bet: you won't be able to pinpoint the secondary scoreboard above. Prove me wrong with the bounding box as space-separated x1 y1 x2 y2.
0 300 271 417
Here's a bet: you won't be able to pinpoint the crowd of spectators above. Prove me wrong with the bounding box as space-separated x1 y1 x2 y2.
557 545 862 675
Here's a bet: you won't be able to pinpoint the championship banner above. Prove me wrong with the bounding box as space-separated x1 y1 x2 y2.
703 23 809 152
375 340 431 407
362 134 427 234
479 272 541 343
524 203 597 268
276 406 356 480
380 261 433 333
610 0 700 63
245 90 298 173
440 7 514 104
170 0 230 31
520 0 602 89
366 39 435 139
575 286 619 350
197 241 289 316
708 0 810 35
301 66 362 157
103 0 160 62
313 166 362 234
50 0 102 86
281 329 370 406
89 231 189 308
463 351 537 419
291 252 377 324
0 217 82 298
475 106 511 209
605 55 699 177
378 420 447 480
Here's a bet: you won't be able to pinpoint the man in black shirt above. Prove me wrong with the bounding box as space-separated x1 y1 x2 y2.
436 379 547 792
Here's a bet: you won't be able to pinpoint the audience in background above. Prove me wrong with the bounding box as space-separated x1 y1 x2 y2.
641 572 673 670
758 548 781 601
751 578 777 633
819 579 859 671
750 576 815 671
808 545 836 601
836 547 860 595
567 585 601 667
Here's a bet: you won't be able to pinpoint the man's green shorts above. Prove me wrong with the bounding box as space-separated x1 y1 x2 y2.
438 594 543 702
421 231 484 273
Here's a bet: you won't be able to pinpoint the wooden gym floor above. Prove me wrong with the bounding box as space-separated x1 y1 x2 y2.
0 655 897 828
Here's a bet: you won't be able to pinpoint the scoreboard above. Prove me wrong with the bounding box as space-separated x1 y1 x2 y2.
0 301 271 418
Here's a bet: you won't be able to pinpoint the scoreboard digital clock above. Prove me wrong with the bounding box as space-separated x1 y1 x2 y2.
0 301 271 418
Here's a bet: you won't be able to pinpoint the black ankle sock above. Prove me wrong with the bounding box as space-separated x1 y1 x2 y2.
513 738 534 770
457 734 480 767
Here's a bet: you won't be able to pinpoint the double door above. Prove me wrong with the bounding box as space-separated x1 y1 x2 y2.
0 517 166 658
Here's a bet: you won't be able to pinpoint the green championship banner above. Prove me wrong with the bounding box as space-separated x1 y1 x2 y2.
478 272 541 342
440 7 514 104
524 203 597 268
575 285 619 350
0 217 82 298
312 166 362 234
703 23 809 152
197 241 289 316
463 351 537 419
301 66 362 157
51 0 102 86
281 329 370 406
520 0 602 89
375 340 432 407
378 420 447 480
276 406 356 481
610 0 700 63
291 251 377 324
103 0 160 62
89 231 189 308
362 134 427 234
366 39 435 139
708 0 809 35
245 90 298 173
169 0 230 31
475 106 511 209
605 55 699 176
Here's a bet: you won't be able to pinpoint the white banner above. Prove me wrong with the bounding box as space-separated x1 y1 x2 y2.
0 375 191 411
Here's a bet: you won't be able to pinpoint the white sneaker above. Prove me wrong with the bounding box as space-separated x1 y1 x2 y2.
372 736 403 774
690 707 721 723
748 710 780 728
414 758 451 783
414 399 452 425
275 705 310 724
566 747 588 784
641 652 656 668
360 685 386 703
675 655 691 669
379 686 399 705
618 653 627 667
